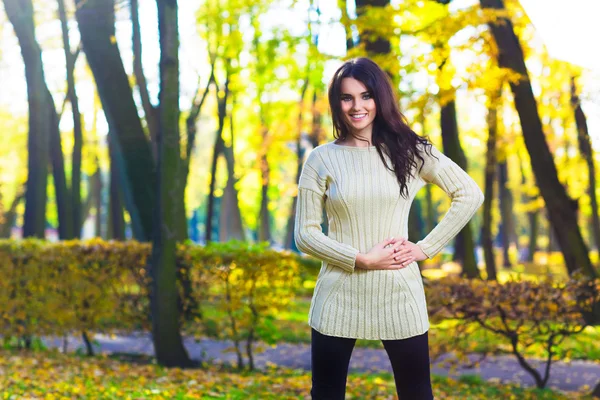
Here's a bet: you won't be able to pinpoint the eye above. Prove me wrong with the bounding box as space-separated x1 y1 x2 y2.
362 93 372 100
341 96 352 102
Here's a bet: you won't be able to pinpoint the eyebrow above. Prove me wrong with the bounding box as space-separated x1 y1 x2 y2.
341 91 371 95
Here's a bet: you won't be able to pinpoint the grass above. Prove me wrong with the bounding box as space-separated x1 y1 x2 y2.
0 349 592 399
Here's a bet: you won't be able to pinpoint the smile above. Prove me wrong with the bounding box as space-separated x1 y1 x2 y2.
349 114 367 120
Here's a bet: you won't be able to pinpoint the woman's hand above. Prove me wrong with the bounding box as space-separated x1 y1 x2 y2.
390 240 428 267
355 237 408 270
355 237 427 270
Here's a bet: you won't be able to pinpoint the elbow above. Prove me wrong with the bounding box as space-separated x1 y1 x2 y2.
294 231 311 255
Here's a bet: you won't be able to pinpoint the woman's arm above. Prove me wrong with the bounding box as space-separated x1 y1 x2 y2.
294 151 360 272
294 187 360 272
415 144 485 259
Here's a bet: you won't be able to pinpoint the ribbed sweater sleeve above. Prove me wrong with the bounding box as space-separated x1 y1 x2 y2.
294 151 360 272
415 144 485 259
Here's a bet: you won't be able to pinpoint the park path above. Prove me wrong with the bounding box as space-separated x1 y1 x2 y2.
41 332 599 394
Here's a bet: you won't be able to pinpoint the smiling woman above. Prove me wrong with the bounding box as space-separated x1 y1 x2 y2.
294 57 485 400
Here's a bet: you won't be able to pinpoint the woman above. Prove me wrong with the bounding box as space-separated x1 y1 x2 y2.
294 57 484 399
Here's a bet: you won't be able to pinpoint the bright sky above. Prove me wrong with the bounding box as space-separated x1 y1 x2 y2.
0 0 598 138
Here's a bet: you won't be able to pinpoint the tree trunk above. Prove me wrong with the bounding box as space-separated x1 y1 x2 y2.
285 79 309 250
480 0 596 279
4 0 50 238
150 0 193 368
0 187 25 238
130 0 158 157
257 126 271 243
75 0 155 242
205 133 223 243
440 98 480 278
498 160 514 267
49 101 74 239
93 158 103 238
58 0 83 238
483 89 500 281
572 77 600 253
219 100 245 242
108 133 125 240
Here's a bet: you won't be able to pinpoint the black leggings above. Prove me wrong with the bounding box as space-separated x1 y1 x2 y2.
311 328 434 400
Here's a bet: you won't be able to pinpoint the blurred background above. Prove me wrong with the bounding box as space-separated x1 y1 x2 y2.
0 0 598 272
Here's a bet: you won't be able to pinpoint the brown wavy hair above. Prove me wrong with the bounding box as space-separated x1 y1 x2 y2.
328 57 436 198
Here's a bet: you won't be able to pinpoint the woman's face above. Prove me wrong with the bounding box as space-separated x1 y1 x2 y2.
340 77 376 137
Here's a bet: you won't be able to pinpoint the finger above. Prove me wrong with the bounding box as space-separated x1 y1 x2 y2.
396 257 414 265
393 249 412 259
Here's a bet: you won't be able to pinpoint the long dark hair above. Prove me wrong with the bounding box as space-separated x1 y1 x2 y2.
328 57 436 198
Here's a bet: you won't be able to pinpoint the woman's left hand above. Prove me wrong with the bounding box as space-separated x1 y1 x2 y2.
391 239 428 267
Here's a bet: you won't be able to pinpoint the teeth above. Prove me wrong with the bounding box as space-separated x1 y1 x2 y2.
351 114 367 119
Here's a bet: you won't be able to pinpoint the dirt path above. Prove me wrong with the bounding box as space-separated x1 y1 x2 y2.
41 332 599 393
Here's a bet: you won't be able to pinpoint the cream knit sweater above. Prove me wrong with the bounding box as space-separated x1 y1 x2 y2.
294 141 484 340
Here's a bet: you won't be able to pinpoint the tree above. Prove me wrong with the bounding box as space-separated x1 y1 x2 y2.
150 0 193 367
57 0 83 238
480 0 597 279
3 0 50 238
75 0 155 242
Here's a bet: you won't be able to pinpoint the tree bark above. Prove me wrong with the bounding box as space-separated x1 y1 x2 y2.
108 133 125 240
440 98 480 278
75 0 155 242
49 100 74 239
257 125 271 243
571 77 600 253
498 160 514 267
58 0 83 238
0 187 25 238
482 89 500 281
480 0 596 279
150 0 193 368
219 99 245 242
130 0 159 157
285 79 309 250
4 0 50 238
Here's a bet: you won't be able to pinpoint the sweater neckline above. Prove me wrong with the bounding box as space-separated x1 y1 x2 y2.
329 142 376 151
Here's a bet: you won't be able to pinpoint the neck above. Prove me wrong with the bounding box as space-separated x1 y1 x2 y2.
340 130 373 147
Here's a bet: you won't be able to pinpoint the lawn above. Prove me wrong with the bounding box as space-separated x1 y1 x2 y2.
0 349 591 399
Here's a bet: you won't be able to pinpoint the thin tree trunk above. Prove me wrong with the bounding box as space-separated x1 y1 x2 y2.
440 98 480 278
75 0 155 242
257 124 271 243
498 161 513 267
205 72 230 243
515 148 538 262
151 0 193 368
49 100 74 239
483 89 500 281
108 133 125 240
130 0 158 153
219 97 245 242
480 0 596 279
4 0 50 238
0 187 25 238
285 78 309 250
572 77 600 253
58 0 83 237
205 135 223 243
93 158 103 238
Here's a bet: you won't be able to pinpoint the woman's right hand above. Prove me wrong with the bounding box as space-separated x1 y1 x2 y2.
355 237 408 270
